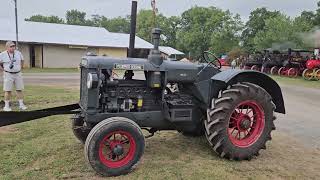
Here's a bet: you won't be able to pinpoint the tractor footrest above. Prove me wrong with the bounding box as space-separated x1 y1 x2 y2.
169 108 192 122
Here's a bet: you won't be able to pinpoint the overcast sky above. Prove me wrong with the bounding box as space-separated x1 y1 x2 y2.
0 0 319 23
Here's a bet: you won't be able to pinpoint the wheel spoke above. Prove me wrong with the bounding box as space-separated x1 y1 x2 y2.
230 127 236 135
246 129 251 135
246 109 253 116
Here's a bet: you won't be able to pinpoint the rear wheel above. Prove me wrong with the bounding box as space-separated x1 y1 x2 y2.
204 82 276 160
278 67 286 76
270 66 279 75
261 66 270 74
250 65 259 71
314 69 320 81
287 68 298 78
302 69 314 81
85 117 145 176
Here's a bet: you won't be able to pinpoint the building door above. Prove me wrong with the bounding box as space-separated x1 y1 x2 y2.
29 44 43 68
30 45 36 68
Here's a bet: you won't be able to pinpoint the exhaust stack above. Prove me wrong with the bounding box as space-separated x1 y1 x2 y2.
148 28 163 66
128 1 138 58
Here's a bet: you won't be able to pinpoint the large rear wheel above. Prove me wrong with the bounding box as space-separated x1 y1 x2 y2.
302 69 314 81
315 69 320 81
270 66 279 75
85 117 145 176
204 82 276 160
278 67 286 76
287 68 298 78
250 65 259 71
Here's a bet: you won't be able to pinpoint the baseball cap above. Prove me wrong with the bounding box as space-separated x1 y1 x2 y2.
5 41 15 48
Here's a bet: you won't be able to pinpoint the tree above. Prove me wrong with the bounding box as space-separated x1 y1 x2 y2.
102 16 130 33
159 16 181 47
253 14 295 50
177 7 242 58
66 9 92 26
241 8 280 52
25 15 65 24
137 10 160 42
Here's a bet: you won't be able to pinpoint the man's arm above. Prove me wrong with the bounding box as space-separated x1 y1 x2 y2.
20 52 24 69
21 60 24 69
0 54 3 71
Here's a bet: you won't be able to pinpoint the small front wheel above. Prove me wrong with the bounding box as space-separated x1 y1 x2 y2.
85 117 145 176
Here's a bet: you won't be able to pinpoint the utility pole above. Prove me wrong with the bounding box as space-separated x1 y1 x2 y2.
13 0 19 49
151 0 157 28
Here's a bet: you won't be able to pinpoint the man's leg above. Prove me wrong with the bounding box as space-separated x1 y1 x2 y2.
3 91 12 111
3 72 13 111
15 73 27 110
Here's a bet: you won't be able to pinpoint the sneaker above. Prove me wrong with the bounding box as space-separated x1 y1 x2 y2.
3 106 12 112
19 104 28 111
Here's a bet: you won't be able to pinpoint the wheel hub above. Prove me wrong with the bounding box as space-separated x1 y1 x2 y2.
112 144 124 156
240 118 251 130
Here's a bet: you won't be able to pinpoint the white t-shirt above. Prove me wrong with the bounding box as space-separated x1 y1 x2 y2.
0 50 24 72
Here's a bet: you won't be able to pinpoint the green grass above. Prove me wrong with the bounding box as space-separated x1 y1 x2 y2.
22 68 79 73
0 86 320 179
270 75 320 89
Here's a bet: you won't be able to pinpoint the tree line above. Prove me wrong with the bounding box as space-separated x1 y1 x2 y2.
25 2 320 58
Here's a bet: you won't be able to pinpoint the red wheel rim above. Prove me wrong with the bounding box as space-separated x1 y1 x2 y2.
98 131 136 168
270 67 278 75
228 101 265 148
287 68 297 78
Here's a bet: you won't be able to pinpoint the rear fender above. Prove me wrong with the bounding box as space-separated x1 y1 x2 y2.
196 69 285 114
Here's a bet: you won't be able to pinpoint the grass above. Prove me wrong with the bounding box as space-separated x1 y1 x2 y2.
22 68 79 73
0 86 320 179
270 75 320 89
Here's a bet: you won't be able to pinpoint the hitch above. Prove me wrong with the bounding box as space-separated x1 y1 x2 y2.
0 103 80 127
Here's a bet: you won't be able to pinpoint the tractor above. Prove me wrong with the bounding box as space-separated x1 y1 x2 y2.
242 51 265 71
302 58 320 81
278 49 312 78
0 29 285 177
260 49 285 75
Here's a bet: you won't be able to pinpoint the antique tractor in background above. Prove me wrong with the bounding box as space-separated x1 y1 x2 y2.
302 58 320 80
0 29 285 176
278 49 312 78
260 49 285 75
242 51 265 71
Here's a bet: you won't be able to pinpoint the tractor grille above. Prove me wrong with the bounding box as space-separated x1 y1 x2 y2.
80 68 88 109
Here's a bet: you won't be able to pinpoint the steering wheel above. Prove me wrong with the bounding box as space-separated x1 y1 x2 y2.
202 51 222 69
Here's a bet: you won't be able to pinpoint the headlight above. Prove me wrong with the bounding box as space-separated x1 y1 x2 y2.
87 73 98 89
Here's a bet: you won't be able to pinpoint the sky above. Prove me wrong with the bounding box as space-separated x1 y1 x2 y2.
0 0 319 23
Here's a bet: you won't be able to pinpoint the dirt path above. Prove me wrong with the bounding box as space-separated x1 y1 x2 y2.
276 83 320 149
0 73 319 149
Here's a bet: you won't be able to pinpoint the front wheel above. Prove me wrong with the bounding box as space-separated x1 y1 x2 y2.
85 117 145 176
204 82 276 160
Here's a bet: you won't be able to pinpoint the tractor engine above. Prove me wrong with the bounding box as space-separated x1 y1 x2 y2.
100 77 162 113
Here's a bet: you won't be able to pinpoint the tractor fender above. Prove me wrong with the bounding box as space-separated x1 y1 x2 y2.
203 69 285 114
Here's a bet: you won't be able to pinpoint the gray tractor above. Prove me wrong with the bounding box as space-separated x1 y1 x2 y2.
0 29 285 176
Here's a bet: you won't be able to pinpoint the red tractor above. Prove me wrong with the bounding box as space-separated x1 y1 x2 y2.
302 59 320 80
278 49 312 78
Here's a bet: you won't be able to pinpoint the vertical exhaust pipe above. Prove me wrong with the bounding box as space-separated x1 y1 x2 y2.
148 28 163 66
128 1 137 58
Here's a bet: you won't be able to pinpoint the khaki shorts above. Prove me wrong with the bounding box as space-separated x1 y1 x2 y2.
3 72 24 91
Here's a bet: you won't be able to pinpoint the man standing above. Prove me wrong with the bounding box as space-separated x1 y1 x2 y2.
0 41 27 111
